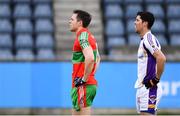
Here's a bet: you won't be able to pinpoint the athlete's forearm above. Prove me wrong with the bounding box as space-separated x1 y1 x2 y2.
94 55 100 73
83 57 94 81
156 54 166 79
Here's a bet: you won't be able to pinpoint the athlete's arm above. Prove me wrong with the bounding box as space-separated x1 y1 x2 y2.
94 45 101 73
153 50 166 79
143 35 166 80
82 46 94 81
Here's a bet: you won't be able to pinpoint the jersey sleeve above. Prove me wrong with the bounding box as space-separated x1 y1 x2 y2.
143 34 159 55
78 31 90 49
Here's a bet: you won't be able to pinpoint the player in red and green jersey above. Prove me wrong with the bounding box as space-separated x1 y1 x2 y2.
69 10 100 115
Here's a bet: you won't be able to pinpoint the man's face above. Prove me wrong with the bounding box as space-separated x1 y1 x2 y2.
134 15 144 34
69 13 81 32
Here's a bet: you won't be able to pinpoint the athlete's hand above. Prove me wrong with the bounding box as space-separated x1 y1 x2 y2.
74 77 86 87
143 77 159 89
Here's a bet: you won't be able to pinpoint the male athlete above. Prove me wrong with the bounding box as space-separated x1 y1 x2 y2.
134 11 166 115
69 10 100 115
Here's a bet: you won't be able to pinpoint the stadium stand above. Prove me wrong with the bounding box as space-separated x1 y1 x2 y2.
166 0 180 3
0 19 12 33
0 0 180 62
0 0 55 61
151 19 166 34
145 0 163 3
15 34 33 49
0 49 14 61
124 0 143 4
127 19 135 33
170 34 180 46
33 0 52 3
15 49 34 61
54 0 104 60
0 0 180 115
13 4 32 18
0 0 11 3
146 4 164 19
104 0 123 4
125 4 143 18
13 0 31 3
105 19 124 36
35 19 53 33
36 48 55 60
156 34 168 46
128 33 140 46
35 34 54 49
167 4 180 18
34 4 52 18
0 4 11 18
0 34 13 49
15 19 33 33
168 20 180 33
107 37 126 49
104 4 123 18
102 0 180 61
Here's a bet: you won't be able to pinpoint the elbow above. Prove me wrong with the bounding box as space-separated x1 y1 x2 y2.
97 55 101 62
162 55 166 63
90 57 95 63
158 55 166 63
164 56 166 63
86 56 94 63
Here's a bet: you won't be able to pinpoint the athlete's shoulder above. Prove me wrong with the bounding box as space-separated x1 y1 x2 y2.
144 32 153 40
78 28 88 35
78 32 88 46
143 32 155 43
143 31 161 53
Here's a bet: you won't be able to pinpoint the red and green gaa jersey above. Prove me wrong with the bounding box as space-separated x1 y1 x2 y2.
71 28 97 87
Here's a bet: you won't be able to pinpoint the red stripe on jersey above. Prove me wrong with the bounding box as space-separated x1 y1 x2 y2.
83 85 87 107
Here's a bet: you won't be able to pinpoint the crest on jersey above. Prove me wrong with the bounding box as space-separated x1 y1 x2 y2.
80 39 87 44
149 95 156 104
151 44 155 48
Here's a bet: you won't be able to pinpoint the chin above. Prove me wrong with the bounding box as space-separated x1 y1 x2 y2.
135 30 139 34
70 29 75 32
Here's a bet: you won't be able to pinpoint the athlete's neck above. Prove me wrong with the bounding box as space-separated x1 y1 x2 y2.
140 28 150 38
76 27 84 34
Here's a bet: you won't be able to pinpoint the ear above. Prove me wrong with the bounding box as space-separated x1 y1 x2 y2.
143 21 148 28
78 20 83 27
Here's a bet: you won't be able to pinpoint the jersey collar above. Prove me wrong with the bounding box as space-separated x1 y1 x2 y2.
142 31 151 40
76 27 88 36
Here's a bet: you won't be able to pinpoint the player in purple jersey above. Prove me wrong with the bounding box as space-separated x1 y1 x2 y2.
134 11 166 115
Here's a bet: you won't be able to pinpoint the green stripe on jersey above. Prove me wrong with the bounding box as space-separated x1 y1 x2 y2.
72 50 97 63
72 51 84 63
78 32 90 49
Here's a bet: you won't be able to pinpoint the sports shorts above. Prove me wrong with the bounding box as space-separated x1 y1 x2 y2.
136 83 162 114
71 85 97 111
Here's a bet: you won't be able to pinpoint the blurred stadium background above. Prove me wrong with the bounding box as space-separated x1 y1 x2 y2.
0 0 180 115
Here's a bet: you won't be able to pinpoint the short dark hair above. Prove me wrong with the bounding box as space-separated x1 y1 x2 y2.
137 11 155 29
73 10 92 28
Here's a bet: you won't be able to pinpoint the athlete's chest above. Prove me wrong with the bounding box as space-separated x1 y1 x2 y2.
138 41 147 60
72 38 81 51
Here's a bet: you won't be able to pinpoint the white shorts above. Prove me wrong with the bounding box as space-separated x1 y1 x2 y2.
136 83 162 114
